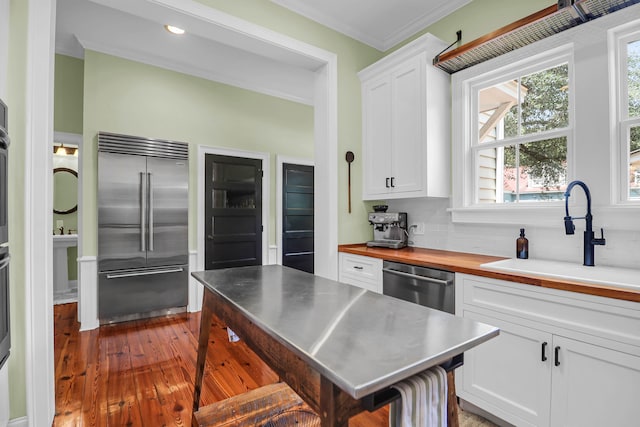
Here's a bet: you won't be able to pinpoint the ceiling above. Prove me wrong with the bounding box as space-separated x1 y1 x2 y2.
56 0 323 105
271 0 471 51
55 0 470 105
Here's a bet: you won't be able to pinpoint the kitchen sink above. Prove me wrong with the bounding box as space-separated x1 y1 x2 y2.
481 258 640 291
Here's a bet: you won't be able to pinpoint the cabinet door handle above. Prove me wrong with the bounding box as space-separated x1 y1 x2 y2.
541 342 548 362
390 177 395 187
554 346 561 366
353 266 364 270
385 177 390 188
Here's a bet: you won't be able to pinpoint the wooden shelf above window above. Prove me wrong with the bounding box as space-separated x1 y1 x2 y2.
434 0 640 73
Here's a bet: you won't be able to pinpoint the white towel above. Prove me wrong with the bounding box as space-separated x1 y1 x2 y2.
389 366 448 427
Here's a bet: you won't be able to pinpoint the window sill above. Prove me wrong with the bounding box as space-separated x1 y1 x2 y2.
449 205 563 227
449 204 640 230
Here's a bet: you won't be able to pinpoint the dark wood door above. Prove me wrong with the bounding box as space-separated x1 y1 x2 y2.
205 154 262 270
282 163 314 273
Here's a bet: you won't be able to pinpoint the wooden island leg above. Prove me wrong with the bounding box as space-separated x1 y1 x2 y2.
319 376 349 427
447 371 460 427
192 291 215 417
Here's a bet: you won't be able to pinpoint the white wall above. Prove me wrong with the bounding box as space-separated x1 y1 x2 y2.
387 9 640 271
388 197 640 269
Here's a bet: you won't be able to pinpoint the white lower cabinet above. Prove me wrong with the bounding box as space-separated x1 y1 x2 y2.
463 310 552 426
456 273 640 427
338 253 382 293
550 335 640 427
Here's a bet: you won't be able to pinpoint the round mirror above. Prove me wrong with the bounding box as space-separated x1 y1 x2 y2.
53 167 78 215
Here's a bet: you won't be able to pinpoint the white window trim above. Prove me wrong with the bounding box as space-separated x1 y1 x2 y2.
452 44 574 225
611 22 640 204
452 5 640 228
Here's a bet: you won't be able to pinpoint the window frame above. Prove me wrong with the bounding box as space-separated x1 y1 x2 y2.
451 8 640 228
612 24 640 204
454 45 575 212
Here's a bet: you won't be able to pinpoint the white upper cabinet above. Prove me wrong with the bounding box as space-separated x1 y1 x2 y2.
359 33 451 200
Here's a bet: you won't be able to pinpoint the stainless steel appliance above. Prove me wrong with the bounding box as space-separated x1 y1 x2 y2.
98 132 189 324
0 97 10 369
366 212 408 249
382 261 454 314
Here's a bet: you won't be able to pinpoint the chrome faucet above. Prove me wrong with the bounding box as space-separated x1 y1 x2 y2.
564 180 606 266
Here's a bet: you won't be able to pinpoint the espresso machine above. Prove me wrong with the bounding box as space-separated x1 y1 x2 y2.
366 212 408 249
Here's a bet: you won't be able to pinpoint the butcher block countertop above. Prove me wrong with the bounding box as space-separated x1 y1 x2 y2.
339 244 640 303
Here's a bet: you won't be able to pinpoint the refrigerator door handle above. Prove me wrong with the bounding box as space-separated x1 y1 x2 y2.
140 172 147 252
0 127 10 148
148 172 154 251
0 254 10 270
106 267 184 279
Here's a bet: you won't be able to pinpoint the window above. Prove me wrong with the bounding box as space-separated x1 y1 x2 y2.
472 57 571 204
618 30 640 200
451 9 640 227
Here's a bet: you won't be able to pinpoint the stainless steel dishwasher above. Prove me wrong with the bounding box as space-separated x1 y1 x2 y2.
382 261 455 314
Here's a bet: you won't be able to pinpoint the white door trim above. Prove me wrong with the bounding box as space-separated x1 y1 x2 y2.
31 2 338 425
25 0 57 424
276 156 314 266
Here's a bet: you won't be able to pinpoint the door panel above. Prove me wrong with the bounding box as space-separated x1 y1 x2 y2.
363 76 392 196
205 154 262 270
98 152 147 271
550 336 640 427
392 56 423 193
282 163 314 274
462 310 552 427
146 157 189 267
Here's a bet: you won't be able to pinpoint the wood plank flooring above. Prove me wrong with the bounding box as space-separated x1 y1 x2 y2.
53 303 388 426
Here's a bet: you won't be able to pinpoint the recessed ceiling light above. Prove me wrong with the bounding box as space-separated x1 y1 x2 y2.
164 25 185 35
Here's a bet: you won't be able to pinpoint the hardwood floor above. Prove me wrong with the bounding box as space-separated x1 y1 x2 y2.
53 303 388 426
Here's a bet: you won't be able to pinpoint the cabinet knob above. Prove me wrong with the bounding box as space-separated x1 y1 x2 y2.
541 342 548 362
386 177 390 188
390 177 395 187
554 346 561 366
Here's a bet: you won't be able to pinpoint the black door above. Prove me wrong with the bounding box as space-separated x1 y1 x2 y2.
205 154 262 270
282 163 314 274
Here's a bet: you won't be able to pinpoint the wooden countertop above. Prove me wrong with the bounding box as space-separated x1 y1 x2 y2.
339 244 640 303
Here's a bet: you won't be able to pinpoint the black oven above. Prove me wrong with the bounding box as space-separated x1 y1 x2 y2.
0 97 9 370
0 97 7 243
0 246 9 369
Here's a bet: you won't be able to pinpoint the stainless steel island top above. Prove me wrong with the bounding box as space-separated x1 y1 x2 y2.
192 265 499 400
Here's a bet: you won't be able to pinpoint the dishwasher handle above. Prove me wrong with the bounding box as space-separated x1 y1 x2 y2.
382 267 452 286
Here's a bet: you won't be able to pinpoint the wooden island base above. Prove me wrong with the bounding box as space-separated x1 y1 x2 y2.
192 288 462 427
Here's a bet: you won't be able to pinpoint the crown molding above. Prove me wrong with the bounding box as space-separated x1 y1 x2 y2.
270 0 470 52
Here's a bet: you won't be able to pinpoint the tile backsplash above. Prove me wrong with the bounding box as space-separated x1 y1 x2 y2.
386 198 640 269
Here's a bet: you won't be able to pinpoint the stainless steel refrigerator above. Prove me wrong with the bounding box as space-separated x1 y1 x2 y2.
98 132 188 324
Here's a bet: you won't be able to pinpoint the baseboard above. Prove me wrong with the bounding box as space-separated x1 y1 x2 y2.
188 250 202 313
77 256 99 331
7 417 28 427
268 245 277 265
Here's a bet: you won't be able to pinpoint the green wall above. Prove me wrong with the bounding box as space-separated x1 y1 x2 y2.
194 0 555 243
7 0 559 421
54 54 84 134
7 0 28 419
197 0 385 244
82 50 315 254
54 54 83 281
